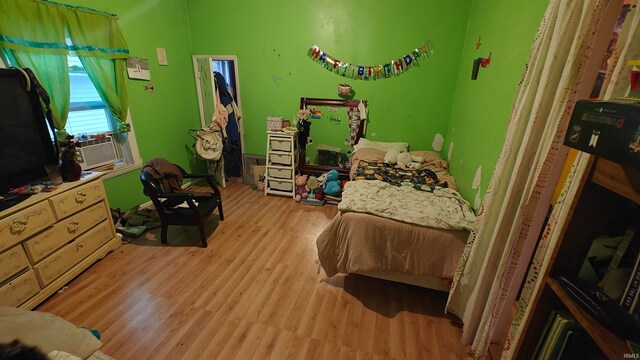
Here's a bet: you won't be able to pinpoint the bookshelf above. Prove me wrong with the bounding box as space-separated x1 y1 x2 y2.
514 157 640 359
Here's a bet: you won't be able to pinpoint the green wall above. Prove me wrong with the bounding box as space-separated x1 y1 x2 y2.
445 0 548 208
186 0 471 157
52 0 548 211
57 0 201 210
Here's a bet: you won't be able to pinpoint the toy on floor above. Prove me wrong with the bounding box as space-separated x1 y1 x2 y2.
295 174 309 202
324 170 342 197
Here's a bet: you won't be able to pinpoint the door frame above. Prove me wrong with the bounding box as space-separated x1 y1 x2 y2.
192 55 245 157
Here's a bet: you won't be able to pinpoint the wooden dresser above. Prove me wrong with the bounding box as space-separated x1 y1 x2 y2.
0 172 120 309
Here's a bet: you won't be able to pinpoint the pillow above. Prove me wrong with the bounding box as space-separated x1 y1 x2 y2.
353 147 386 161
409 150 442 163
350 147 386 179
0 306 102 359
353 138 409 153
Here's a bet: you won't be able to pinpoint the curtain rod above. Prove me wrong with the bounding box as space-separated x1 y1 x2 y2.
39 0 119 19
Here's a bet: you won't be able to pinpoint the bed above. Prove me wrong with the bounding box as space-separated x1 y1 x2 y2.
316 142 476 291
0 306 113 359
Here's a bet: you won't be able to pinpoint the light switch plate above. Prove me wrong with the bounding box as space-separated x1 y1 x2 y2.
156 48 168 66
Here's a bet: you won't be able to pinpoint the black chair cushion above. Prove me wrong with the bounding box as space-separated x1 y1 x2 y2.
161 196 219 223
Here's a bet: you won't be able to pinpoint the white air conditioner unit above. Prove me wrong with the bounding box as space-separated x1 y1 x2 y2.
76 136 118 170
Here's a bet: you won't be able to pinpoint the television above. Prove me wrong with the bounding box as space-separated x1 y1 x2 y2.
0 68 58 204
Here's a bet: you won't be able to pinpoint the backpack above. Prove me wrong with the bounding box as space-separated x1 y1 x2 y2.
190 127 223 161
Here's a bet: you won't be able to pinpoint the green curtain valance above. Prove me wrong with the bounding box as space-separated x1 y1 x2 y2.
0 0 129 58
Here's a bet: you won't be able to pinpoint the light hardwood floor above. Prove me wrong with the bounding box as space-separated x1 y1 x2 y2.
37 179 469 359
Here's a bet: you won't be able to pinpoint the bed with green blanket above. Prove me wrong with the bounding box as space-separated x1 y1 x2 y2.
316 145 476 291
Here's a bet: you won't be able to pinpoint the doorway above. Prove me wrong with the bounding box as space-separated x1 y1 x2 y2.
193 55 244 186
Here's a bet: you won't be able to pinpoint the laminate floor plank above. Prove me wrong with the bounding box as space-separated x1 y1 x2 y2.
37 179 467 359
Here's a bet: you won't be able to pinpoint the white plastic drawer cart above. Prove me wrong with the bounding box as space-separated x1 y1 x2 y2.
264 131 297 198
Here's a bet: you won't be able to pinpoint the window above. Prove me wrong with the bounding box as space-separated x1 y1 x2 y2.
0 56 142 178
0 1 138 178
67 56 111 136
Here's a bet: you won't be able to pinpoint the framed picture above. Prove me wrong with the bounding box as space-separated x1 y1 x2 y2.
126 57 150 80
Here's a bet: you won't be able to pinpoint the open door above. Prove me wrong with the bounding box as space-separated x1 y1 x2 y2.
193 55 245 186
194 57 215 127
193 56 225 187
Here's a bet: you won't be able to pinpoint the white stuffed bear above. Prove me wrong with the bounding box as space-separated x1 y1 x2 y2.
396 152 413 167
384 148 400 164
386 149 426 169
397 152 424 170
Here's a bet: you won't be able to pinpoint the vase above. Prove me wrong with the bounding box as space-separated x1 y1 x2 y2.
61 158 82 182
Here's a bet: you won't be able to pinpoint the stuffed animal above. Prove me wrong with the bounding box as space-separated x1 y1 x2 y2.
316 172 328 188
384 148 400 164
294 174 309 202
396 152 412 167
397 152 424 170
324 170 342 196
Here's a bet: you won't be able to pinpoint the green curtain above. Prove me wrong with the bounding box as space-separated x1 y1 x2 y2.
76 56 129 124
1 49 70 131
62 6 129 59
66 10 129 124
0 0 67 55
0 0 130 130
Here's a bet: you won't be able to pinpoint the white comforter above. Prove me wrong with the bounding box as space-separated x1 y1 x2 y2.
338 180 476 231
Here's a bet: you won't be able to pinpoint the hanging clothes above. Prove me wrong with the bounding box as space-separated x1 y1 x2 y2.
211 85 228 138
213 71 242 178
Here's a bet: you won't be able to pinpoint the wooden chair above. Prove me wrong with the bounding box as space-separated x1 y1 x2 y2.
140 163 223 247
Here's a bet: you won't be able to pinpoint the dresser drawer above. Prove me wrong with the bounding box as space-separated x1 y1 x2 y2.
269 138 293 152
267 166 293 179
269 152 293 166
34 220 113 287
0 270 40 307
266 178 293 192
24 202 108 263
49 181 105 220
0 245 30 284
0 201 55 253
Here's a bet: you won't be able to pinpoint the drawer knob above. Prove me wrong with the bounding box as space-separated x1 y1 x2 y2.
75 192 87 204
76 243 84 250
67 221 80 233
10 219 28 235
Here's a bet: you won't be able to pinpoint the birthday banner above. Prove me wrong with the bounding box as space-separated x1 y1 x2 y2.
307 41 434 80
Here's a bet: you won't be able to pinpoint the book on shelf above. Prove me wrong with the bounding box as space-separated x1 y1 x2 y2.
596 217 640 302
619 216 640 311
534 311 604 360
532 311 560 359
606 225 637 275
622 251 640 311
536 311 579 360
579 235 624 284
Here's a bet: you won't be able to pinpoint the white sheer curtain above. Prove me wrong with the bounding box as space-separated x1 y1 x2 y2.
502 5 640 359
445 0 624 357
